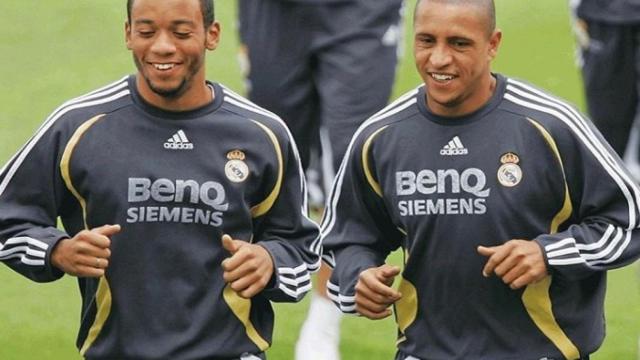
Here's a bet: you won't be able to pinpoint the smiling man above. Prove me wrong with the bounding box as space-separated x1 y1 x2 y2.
0 0 320 359
322 0 640 359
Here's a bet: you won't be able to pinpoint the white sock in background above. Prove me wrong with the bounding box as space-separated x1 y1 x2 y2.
295 293 343 360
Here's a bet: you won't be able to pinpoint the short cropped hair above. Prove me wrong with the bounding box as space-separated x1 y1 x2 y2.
127 0 215 29
415 0 496 36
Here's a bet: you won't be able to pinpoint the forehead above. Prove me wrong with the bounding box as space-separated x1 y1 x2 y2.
130 0 202 25
414 1 488 38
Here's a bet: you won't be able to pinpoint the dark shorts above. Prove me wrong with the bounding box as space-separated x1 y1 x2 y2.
238 0 402 172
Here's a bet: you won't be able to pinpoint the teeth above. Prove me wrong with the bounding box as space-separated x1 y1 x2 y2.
154 63 174 70
431 73 453 81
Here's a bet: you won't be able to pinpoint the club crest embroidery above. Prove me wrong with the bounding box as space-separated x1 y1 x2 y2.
225 150 249 183
497 152 522 187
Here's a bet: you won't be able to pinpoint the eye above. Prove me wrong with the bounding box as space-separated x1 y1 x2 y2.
452 39 471 48
417 36 435 46
137 30 155 38
175 32 192 39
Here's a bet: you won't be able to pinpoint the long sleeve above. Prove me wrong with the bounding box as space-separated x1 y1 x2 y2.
321 124 402 313
254 121 321 303
521 84 640 279
0 117 72 282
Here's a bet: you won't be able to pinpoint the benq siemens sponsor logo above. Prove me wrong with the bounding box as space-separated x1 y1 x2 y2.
396 168 490 216
164 130 194 150
126 178 228 227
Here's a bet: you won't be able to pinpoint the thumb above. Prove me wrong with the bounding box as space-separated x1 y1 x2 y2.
221 234 240 254
477 245 495 257
378 264 401 284
92 224 121 237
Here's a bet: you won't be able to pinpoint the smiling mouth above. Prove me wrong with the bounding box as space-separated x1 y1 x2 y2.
151 63 177 71
430 73 454 82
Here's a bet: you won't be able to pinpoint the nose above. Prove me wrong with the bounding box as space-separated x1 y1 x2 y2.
150 31 176 55
429 45 451 68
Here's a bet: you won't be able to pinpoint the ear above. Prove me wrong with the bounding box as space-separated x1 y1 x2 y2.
487 29 502 60
125 21 133 50
205 21 221 51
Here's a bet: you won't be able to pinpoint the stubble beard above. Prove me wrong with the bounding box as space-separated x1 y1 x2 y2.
133 55 202 99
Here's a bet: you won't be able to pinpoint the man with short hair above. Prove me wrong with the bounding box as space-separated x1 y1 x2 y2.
0 0 320 359
322 0 640 359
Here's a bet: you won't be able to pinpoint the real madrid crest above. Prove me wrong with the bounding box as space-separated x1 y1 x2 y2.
225 149 249 183
497 152 522 187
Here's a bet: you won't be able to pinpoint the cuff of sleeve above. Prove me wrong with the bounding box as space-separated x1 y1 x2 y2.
257 240 311 302
533 235 556 276
44 234 69 281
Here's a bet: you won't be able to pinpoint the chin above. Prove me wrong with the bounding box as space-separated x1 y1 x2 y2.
147 79 188 99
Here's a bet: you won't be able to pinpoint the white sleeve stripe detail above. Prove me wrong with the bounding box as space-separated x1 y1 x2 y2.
327 293 356 313
278 273 311 286
4 236 49 250
582 227 625 260
322 253 336 268
547 224 617 256
549 258 586 265
506 81 640 227
240 354 263 360
547 247 580 258
326 281 340 291
545 238 577 251
326 281 356 302
278 282 312 298
278 263 308 274
0 246 45 259
577 225 616 251
0 89 131 198
322 94 419 238
588 230 631 265
547 228 630 265
0 253 45 266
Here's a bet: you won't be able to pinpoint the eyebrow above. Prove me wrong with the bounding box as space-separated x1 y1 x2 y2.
133 19 197 27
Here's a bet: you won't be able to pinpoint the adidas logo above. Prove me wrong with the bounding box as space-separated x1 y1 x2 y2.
164 130 194 150
440 136 468 156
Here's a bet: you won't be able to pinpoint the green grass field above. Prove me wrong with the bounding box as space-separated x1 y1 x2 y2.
0 1 638 359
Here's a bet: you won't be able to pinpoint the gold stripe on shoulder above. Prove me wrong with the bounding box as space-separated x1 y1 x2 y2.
527 118 573 233
60 114 105 229
522 118 578 359
250 120 284 218
362 125 389 197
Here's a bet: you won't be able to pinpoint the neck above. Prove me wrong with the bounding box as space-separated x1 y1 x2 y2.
135 76 214 112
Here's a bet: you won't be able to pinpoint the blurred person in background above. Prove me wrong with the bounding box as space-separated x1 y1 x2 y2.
571 0 640 177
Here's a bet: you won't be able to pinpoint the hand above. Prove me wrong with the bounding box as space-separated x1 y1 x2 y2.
221 234 274 299
355 264 402 320
51 224 120 277
477 239 547 289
